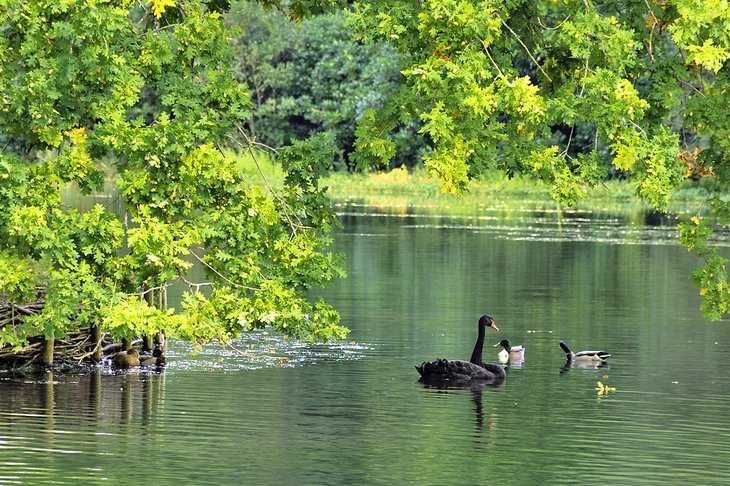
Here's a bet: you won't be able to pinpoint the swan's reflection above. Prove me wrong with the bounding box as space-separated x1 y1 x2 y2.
417 373 506 390
417 370 506 434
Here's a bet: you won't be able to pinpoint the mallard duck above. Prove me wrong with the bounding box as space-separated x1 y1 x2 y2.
559 341 610 362
113 348 140 368
416 315 505 383
494 339 525 361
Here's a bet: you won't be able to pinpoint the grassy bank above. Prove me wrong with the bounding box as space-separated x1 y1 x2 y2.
237 149 713 217
325 165 718 217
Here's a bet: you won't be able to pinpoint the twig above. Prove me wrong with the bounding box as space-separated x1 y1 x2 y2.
178 270 217 293
628 119 648 138
478 38 504 78
578 58 590 97
227 127 303 236
75 336 103 363
643 0 657 62
188 249 259 291
126 282 176 299
537 14 572 31
679 79 705 97
560 124 576 157
500 18 553 82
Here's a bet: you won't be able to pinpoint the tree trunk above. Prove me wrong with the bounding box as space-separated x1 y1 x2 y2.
42 333 54 368
91 325 102 362
142 287 156 352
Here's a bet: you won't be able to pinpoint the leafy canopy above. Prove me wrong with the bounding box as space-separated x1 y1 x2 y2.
0 0 348 351
343 0 730 319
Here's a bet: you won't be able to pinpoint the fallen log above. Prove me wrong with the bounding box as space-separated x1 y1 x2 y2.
1 292 157 372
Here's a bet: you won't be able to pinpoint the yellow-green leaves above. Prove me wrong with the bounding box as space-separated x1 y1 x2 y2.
0 252 35 306
425 141 471 194
679 213 730 321
671 0 730 73
150 0 177 18
559 11 640 76
76 205 124 269
127 214 199 285
346 0 730 322
610 128 682 211
0 0 348 351
103 299 182 342
56 128 105 194
0 0 141 147
685 40 730 74
629 128 683 211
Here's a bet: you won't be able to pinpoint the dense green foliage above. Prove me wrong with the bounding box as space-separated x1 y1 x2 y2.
1 0 729 357
227 1 428 170
0 0 347 354
343 0 730 319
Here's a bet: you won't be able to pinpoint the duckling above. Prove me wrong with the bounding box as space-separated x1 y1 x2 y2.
559 341 610 362
139 345 166 367
494 339 525 362
113 348 140 368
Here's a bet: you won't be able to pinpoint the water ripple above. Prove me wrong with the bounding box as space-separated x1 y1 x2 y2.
167 330 372 372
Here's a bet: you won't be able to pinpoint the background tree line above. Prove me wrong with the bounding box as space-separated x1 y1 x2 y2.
226 1 430 171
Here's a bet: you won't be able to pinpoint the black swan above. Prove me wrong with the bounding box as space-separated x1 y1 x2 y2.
416 315 505 383
559 341 610 362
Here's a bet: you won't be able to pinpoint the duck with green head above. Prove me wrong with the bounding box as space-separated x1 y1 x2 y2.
494 339 525 362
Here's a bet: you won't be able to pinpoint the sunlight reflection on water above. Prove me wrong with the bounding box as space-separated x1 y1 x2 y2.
335 202 730 246
167 331 372 372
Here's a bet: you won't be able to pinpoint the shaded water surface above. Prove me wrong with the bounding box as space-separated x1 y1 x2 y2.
3 202 730 484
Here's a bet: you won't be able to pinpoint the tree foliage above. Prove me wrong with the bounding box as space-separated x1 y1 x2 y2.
1 0 729 356
0 0 348 355
344 0 730 319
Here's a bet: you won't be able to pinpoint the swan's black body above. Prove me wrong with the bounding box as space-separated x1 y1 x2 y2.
416 315 505 383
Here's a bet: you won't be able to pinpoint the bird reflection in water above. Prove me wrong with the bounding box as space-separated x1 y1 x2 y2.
559 359 609 375
417 373 506 433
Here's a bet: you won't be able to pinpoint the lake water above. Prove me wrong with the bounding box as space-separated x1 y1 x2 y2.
2 200 730 484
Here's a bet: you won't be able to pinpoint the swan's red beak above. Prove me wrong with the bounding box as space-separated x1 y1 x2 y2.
491 322 499 331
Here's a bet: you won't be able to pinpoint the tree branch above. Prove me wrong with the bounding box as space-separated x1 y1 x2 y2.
477 38 504 78
500 18 553 82
643 0 657 62
628 119 648 138
178 270 217 293
227 127 303 236
188 249 259 291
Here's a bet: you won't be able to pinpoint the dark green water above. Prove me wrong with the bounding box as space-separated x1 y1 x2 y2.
2 202 730 484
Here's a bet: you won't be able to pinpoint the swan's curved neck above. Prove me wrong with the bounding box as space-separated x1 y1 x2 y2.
469 322 486 365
